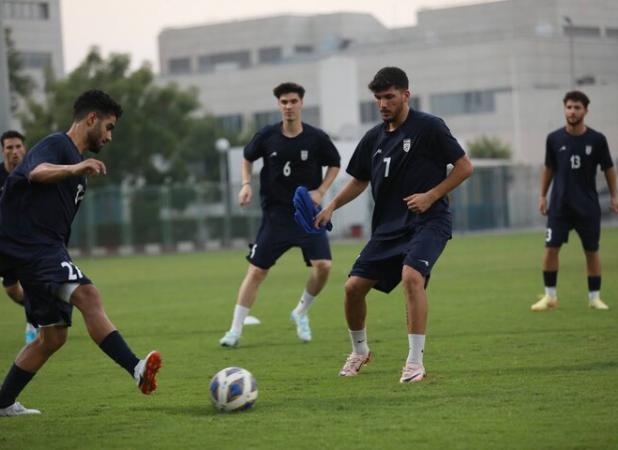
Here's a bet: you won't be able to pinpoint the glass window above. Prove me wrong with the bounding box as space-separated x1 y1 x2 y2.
210 51 250 70
168 57 191 74
253 110 281 129
3 2 49 20
216 114 243 134
606 27 618 39
19 51 52 69
430 90 496 116
563 25 601 38
359 97 421 124
302 107 321 127
294 45 313 54
258 47 282 64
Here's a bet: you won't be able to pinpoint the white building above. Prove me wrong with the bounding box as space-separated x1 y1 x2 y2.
158 0 618 166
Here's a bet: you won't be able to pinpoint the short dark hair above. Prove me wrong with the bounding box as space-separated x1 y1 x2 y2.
73 89 123 121
1 130 25 148
368 67 409 92
273 82 305 99
563 90 590 108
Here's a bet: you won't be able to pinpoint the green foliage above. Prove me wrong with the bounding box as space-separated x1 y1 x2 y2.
1 229 617 449
4 28 35 112
467 135 512 159
19 48 236 185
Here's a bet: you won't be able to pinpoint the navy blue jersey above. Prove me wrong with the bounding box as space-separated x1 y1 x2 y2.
0 164 9 195
545 127 614 217
0 133 86 247
244 122 340 210
347 109 465 240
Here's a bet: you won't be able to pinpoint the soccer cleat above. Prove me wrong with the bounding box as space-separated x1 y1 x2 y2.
219 330 240 347
399 362 426 384
0 402 41 416
338 352 373 377
25 323 39 345
290 311 312 342
135 351 162 395
531 294 559 311
589 298 609 310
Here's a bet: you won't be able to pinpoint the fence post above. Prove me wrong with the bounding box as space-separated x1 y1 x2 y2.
160 184 173 250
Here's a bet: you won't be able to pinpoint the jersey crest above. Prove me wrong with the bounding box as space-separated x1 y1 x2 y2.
585 145 592 155
300 150 308 161
403 138 411 153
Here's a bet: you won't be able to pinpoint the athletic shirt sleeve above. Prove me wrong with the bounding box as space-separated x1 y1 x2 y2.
21 136 67 178
432 117 465 164
243 130 266 162
544 134 556 169
346 130 375 181
597 133 614 170
317 131 341 168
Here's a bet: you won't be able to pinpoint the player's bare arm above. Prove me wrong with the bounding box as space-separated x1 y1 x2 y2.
238 159 253 207
310 166 340 205
539 166 555 215
404 154 473 214
29 159 107 183
315 177 369 228
605 166 618 213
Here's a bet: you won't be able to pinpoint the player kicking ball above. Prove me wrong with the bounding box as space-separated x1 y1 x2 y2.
0 90 162 416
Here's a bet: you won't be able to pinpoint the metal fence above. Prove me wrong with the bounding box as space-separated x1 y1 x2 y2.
69 164 615 255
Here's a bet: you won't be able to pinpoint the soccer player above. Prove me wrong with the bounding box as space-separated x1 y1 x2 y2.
315 67 473 383
531 90 618 312
0 90 162 417
219 82 341 347
0 130 38 344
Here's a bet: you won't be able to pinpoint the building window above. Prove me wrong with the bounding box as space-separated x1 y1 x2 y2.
3 1 49 20
197 55 211 73
294 45 313 54
302 107 321 127
258 47 282 64
19 51 52 69
563 25 601 38
216 114 243 134
606 27 618 39
210 51 250 70
430 90 496 116
359 97 422 124
168 57 191 74
253 110 281 129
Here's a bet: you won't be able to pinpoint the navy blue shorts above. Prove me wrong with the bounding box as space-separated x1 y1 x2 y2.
247 208 331 270
545 213 600 252
0 246 92 327
1 269 18 287
350 215 451 293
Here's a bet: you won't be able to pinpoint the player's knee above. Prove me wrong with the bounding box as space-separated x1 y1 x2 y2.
344 278 366 301
247 265 269 283
312 260 331 277
70 284 103 313
4 283 24 303
402 266 425 290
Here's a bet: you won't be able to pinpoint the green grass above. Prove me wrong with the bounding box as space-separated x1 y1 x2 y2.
1 228 617 449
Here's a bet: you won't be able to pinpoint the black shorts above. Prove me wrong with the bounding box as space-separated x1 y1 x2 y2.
1 269 18 287
247 208 331 270
545 213 600 252
0 246 92 327
350 215 452 293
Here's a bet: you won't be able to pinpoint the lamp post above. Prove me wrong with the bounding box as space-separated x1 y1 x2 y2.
563 16 575 88
216 138 231 248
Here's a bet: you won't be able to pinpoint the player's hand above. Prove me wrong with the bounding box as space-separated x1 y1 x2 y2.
73 159 106 177
238 183 252 207
404 192 436 214
315 203 334 229
309 189 323 206
610 195 618 214
539 196 548 215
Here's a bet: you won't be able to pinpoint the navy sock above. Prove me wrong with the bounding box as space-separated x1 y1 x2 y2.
98 331 140 378
588 276 601 292
0 364 35 408
543 271 557 288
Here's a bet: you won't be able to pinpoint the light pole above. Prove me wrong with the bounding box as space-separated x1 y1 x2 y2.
563 16 575 88
216 137 231 248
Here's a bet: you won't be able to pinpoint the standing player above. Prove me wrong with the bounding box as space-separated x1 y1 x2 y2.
0 90 161 417
531 91 617 311
0 130 38 344
219 82 340 347
316 67 473 383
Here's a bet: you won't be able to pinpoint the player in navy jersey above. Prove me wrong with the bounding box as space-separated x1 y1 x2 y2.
219 82 341 347
532 91 617 312
0 130 39 344
0 90 161 417
316 67 473 383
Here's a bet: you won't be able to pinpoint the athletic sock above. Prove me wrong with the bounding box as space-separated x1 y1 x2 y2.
292 290 315 316
349 329 369 355
406 334 425 365
230 304 250 334
543 271 558 298
98 330 140 377
0 364 35 408
588 276 601 301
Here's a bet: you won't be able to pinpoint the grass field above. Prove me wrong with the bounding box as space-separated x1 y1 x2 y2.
1 228 617 449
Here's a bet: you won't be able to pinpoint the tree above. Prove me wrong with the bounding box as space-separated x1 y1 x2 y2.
467 135 512 159
4 27 35 113
20 48 236 185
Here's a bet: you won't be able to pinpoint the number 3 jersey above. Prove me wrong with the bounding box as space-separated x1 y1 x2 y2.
545 127 614 218
347 109 465 241
0 132 87 248
244 122 341 211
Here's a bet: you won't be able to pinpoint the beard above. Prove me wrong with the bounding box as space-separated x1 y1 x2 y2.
87 129 103 153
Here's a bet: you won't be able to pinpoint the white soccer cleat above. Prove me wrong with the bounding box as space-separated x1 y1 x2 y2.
0 402 41 417
219 330 240 347
290 311 312 342
134 350 162 395
589 298 609 310
339 352 373 377
399 362 426 384
531 294 558 311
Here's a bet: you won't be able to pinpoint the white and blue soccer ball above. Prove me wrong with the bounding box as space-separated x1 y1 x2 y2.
209 367 258 412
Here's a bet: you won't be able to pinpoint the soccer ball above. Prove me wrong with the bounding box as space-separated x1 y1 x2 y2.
209 367 258 412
